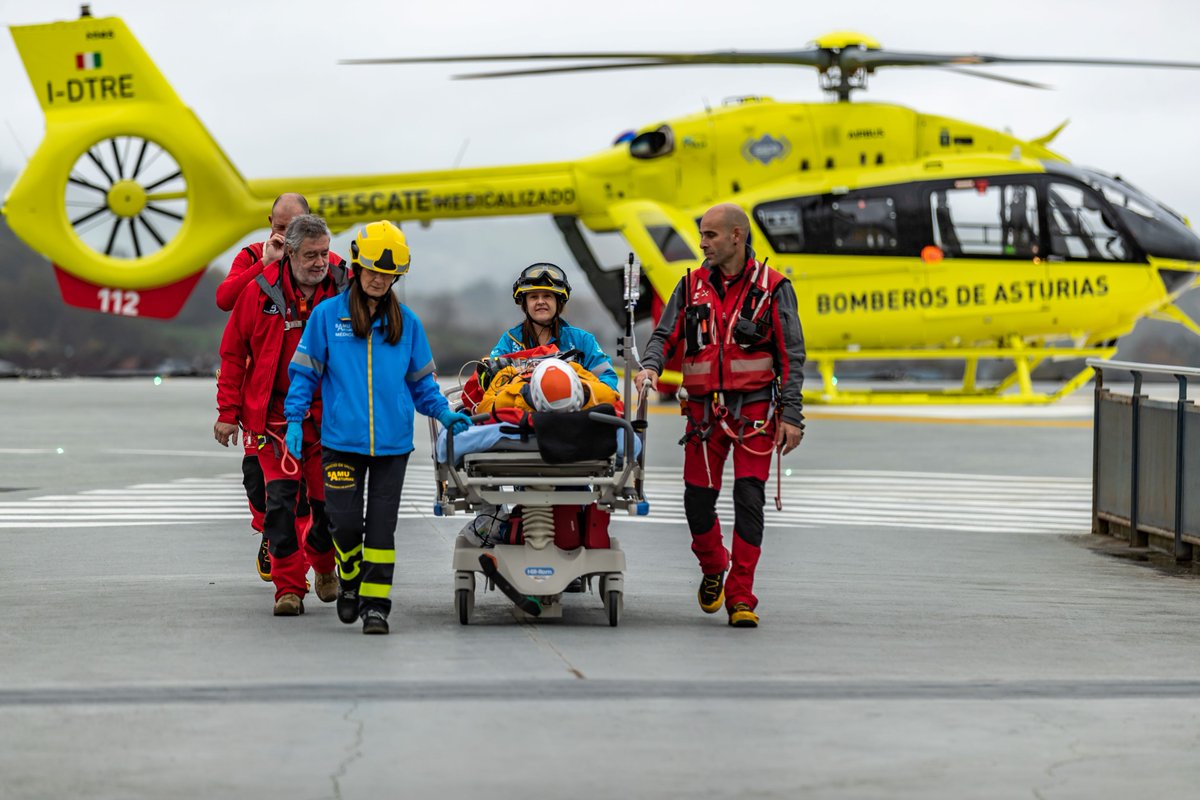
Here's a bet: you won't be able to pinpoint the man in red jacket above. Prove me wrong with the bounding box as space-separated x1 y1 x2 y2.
636 203 806 629
217 193 343 582
214 214 348 616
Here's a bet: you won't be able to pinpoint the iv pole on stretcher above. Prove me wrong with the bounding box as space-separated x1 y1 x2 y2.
619 254 651 510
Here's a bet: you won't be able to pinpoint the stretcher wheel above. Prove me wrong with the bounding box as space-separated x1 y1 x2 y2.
456 588 474 625
603 589 622 627
454 570 476 625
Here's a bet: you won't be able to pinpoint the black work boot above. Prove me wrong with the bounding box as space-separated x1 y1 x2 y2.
337 583 359 625
362 609 389 635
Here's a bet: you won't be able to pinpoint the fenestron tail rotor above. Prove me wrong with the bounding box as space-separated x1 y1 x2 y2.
342 31 1200 101
65 135 188 260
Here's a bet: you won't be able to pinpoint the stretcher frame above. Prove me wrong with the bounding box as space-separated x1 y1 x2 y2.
429 378 649 626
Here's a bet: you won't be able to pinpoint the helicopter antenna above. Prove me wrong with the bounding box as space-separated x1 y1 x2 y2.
4 120 29 163
452 138 470 169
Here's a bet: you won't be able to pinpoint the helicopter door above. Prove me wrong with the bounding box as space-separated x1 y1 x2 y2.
1043 180 1145 341
921 180 1055 343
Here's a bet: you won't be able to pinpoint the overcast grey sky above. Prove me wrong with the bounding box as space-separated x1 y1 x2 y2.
2 0 1199 302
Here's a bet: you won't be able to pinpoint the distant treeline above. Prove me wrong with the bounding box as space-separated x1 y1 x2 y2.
1 220 1197 379
0 221 616 376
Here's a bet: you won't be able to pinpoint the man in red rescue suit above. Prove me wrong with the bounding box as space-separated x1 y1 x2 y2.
636 203 805 629
216 193 345 582
214 214 348 616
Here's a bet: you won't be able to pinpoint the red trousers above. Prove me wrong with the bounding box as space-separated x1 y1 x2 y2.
682 399 774 611
256 417 334 600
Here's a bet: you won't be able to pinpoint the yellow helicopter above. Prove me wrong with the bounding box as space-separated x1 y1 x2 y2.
6 10 1200 403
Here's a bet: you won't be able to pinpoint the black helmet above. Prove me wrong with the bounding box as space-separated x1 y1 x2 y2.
512 262 571 305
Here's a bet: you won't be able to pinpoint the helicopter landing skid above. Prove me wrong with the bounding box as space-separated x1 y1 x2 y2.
803 341 1118 405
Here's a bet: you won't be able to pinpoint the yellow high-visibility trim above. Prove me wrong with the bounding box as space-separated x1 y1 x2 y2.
335 542 363 561
359 581 391 599
363 547 396 564
339 563 361 581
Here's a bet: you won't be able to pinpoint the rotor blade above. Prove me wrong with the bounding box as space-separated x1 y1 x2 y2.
130 138 149 180
142 170 182 192
68 175 109 194
70 205 109 227
936 67 1052 90
450 60 767 80
103 218 121 256
342 49 829 69
129 217 142 259
847 49 1200 71
110 137 125 181
136 214 166 247
144 203 184 221
85 148 115 186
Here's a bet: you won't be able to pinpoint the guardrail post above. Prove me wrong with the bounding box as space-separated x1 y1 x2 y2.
1091 366 1103 535
1129 370 1146 547
1174 375 1193 562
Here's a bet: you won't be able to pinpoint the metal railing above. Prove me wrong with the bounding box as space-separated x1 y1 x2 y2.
1087 358 1200 561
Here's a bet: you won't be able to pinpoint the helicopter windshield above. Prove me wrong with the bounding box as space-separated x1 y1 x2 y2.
1045 182 1129 261
1044 163 1200 263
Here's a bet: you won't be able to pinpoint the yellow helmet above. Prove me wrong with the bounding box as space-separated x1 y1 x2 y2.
351 221 410 275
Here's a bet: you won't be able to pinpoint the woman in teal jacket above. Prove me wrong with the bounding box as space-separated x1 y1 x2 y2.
286 221 470 635
492 262 618 390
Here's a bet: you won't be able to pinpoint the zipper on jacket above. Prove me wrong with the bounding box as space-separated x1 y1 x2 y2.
367 329 375 456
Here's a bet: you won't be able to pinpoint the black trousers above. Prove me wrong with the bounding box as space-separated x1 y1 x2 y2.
323 448 409 616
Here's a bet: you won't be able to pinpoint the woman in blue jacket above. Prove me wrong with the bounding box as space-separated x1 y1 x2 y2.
286 221 470 635
492 263 618 390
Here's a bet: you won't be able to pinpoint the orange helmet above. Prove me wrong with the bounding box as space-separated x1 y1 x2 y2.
529 358 584 412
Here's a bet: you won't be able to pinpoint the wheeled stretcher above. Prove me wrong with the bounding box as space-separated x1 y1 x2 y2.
430 383 649 626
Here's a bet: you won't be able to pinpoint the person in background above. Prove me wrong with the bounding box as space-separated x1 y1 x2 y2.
215 214 347 616
286 220 470 635
215 192 345 582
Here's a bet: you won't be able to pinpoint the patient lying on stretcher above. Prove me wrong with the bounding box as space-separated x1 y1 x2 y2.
437 354 638 551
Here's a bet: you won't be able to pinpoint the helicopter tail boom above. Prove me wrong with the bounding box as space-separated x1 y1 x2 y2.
250 163 582 234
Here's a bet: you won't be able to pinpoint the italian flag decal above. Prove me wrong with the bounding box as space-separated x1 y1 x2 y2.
75 52 102 70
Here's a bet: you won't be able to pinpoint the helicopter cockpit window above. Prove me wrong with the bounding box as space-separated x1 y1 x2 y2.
629 125 674 160
753 203 805 253
929 182 1039 259
1046 182 1130 262
831 195 898 252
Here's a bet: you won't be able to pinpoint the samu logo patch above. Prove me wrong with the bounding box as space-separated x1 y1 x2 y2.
325 462 356 490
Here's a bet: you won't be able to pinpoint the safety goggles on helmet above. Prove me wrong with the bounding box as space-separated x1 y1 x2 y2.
512 262 571 304
351 221 411 276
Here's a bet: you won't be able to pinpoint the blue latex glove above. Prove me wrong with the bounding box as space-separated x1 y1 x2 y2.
285 421 304 458
437 408 472 435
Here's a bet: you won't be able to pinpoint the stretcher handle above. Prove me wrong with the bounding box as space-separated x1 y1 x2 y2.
587 411 641 498
441 413 492 496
